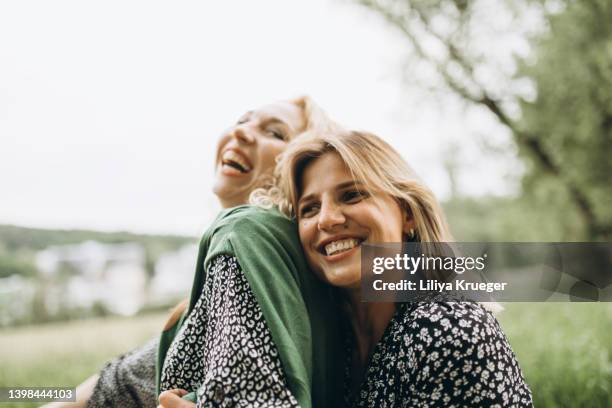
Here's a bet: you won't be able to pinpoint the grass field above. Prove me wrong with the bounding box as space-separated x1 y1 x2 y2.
0 312 166 408
497 303 612 407
1 304 611 407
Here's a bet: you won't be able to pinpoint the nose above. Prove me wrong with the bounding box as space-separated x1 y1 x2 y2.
317 200 346 231
231 126 255 144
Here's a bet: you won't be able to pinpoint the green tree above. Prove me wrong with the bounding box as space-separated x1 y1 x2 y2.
518 0 612 239
355 0 611 239
0 255 37 279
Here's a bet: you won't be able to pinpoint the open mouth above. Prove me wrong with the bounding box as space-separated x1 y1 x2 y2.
221 150 252 174
319 238 365 257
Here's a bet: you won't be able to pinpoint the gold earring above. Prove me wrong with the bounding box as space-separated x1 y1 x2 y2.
408 228 415 240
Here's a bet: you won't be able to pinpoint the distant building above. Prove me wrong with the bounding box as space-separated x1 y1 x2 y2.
35 241 147 316
0 275 36 325
149 244 198 304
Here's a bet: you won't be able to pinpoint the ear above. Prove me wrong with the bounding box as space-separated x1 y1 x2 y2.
402 212 416 235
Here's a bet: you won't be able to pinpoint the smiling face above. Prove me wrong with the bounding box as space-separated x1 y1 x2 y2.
213 101 306 208
297 152 413 289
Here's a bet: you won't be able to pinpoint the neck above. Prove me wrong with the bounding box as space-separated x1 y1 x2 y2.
219 198 246 209
344 288 396 364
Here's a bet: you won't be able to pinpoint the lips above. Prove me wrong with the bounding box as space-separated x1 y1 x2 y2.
221 149 253 173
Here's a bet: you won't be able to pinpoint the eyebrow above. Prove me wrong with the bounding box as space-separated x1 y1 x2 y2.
237 111 253 122
298 180 364 205
259 117 288 128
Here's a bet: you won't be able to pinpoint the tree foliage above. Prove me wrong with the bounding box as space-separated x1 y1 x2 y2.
519 0 612 239
0 255 37 279
355 0 611 239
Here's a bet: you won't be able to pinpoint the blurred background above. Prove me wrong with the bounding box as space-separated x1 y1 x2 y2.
1 0 611 407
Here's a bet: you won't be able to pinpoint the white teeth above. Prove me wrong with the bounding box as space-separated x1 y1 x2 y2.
324 238 360 256
222 150 252 172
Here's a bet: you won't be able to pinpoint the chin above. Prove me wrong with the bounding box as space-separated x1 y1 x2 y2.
321 270 361 289
211 182 229 200
214 173 246 193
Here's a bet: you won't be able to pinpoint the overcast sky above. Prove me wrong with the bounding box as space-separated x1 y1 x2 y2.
0 0 522 236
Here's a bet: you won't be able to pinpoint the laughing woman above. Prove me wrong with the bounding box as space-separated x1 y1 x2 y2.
155 98 344 408
269 130 534 407
44 97 343 408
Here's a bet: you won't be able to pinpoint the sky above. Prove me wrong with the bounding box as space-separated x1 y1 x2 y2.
0 0 524 236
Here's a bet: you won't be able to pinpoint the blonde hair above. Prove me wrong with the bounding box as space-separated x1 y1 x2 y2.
254 129 503 313
289 95 340 135
264 129 453 243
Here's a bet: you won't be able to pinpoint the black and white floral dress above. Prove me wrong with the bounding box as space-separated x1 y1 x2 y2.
160 254 299 407
344 301 533 407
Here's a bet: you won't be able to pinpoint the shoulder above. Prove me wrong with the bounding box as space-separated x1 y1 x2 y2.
392 300 518 375
405 300 498 332
203 205 296 249
399 301 507 351
215 205 294 233
396 301 529 384
394 302 532 406
204 205 303 268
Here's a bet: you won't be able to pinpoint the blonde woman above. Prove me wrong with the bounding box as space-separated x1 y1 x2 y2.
269 130 533 407
45 97 343 408
154 98 344 408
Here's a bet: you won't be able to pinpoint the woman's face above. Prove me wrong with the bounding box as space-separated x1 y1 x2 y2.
297 152 412 289
213 101 306 208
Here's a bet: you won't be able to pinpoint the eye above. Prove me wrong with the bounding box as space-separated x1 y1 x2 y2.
299 203 320 218
342 190 367 204
236 115 249 125
266 128 287 141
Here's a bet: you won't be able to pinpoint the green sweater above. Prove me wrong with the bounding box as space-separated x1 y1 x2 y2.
156 206 343 407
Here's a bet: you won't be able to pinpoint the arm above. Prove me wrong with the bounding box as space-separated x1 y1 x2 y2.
40 336 158 408
160 255 299 407
87 337 158 408
40 374 99 408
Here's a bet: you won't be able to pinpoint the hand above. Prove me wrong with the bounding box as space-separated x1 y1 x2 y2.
157 389 195 408
39 374 100 408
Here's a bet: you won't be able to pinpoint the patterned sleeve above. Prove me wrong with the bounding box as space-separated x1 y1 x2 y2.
160 254 299 408
405 302 533 407
87 337 158 408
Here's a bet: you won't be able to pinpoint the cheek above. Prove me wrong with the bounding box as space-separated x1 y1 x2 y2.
215 133 232 163
380 209 405 241
347 205 381 229
298 221 317 257
351 204 403 241
298 221 312 248
259 141 287 169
